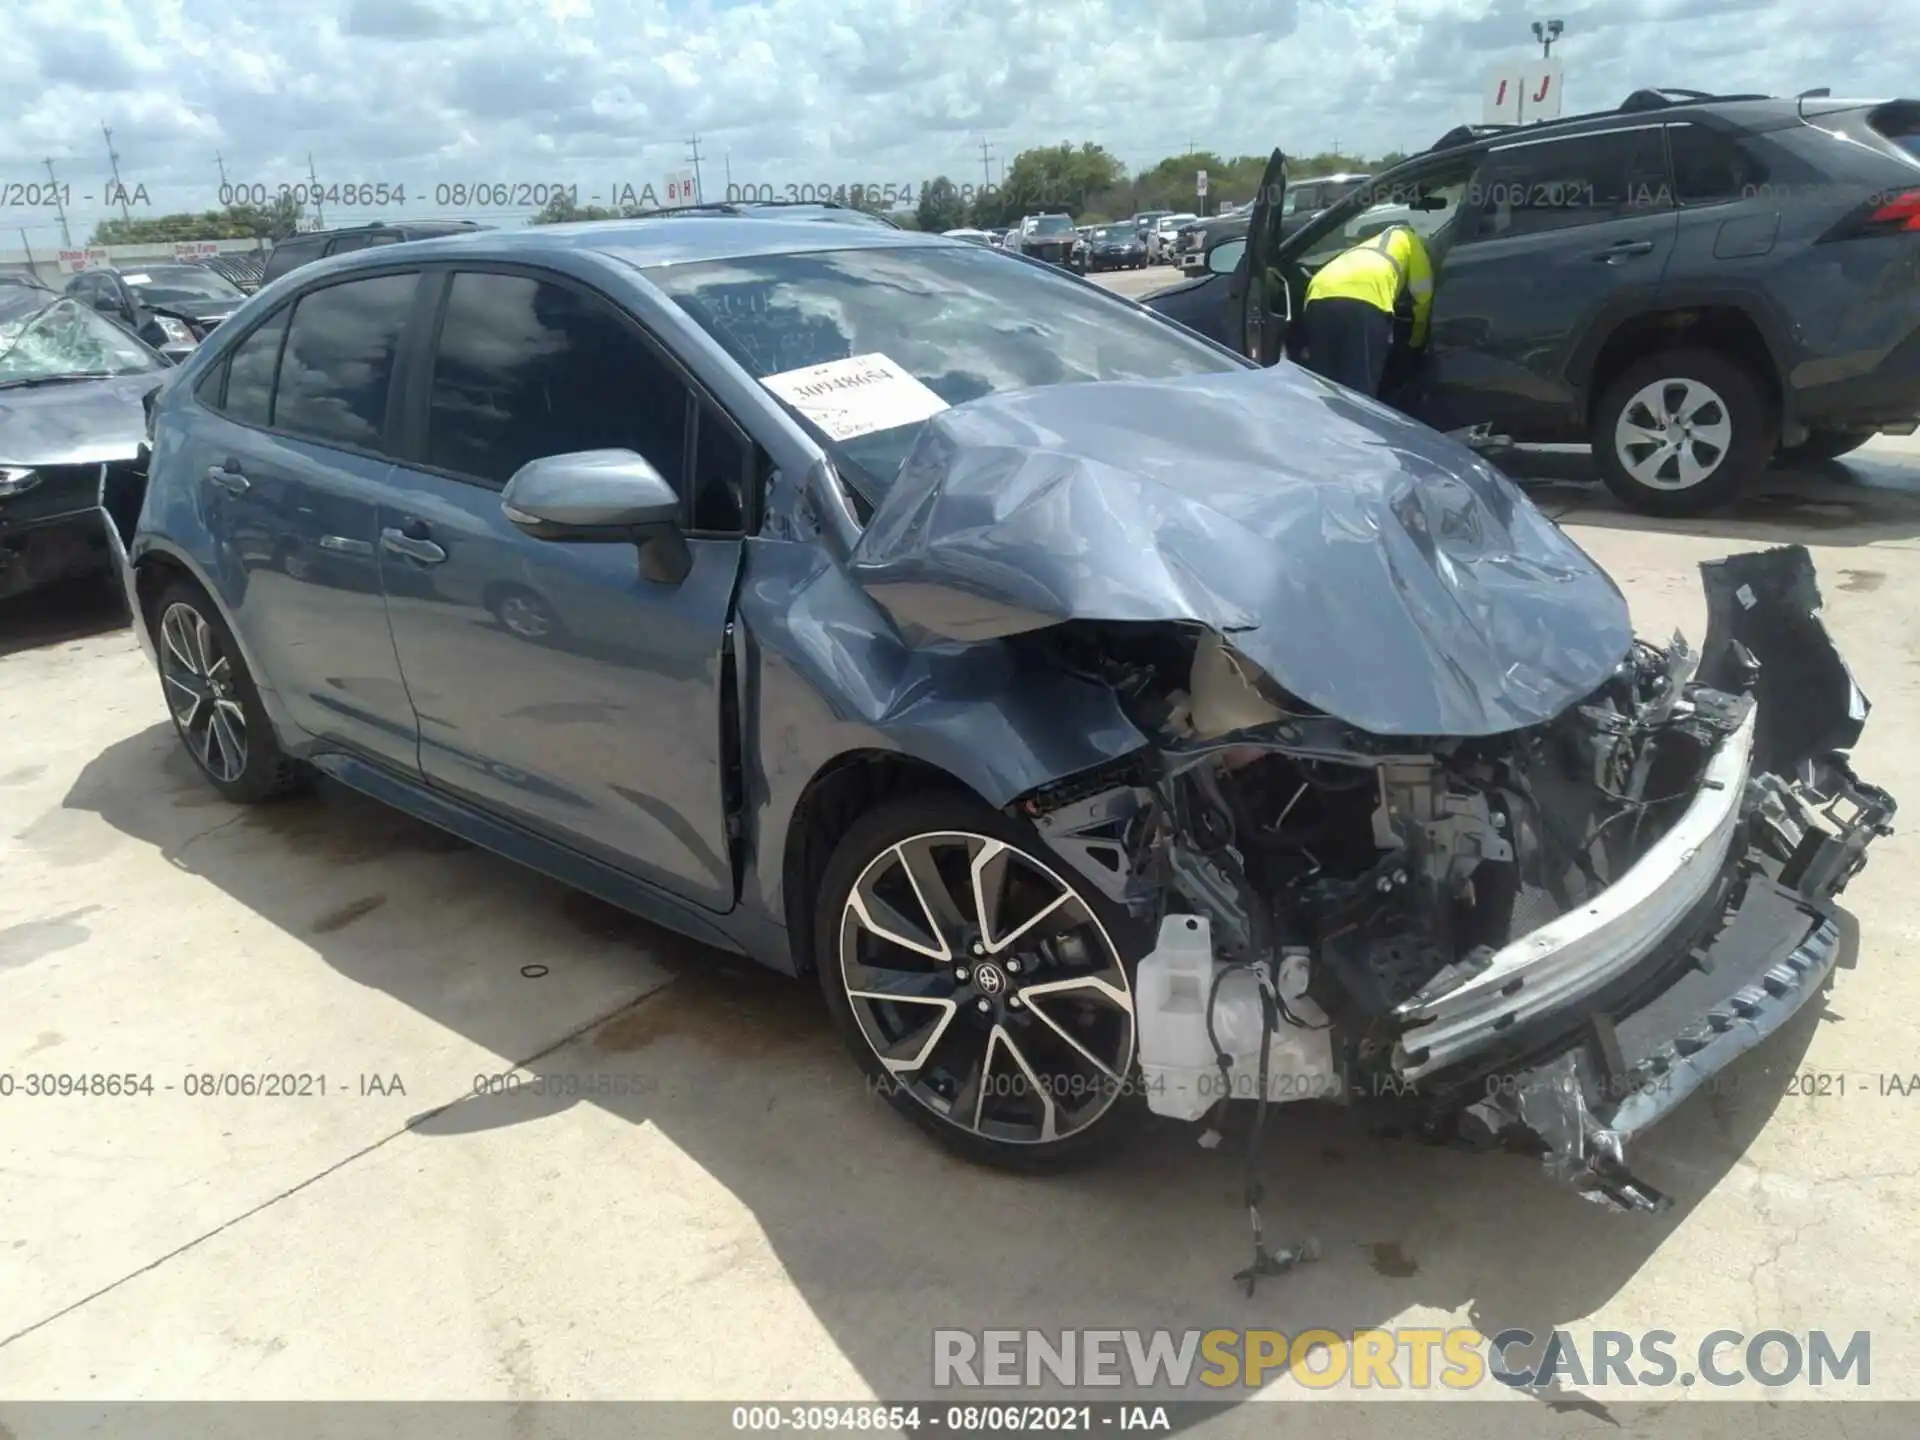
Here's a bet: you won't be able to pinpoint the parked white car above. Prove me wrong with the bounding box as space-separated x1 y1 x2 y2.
1148 213 1197 264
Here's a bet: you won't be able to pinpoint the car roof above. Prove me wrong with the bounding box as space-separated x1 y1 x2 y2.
1418 90 1874 159
301 216 962 272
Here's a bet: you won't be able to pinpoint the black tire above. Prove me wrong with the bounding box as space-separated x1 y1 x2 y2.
1779 428 1873 464
151 577 307 803
1593 348 1776 516
815 792 1150 1171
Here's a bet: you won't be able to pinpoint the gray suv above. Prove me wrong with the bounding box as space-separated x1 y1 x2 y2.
1215 88 1920 513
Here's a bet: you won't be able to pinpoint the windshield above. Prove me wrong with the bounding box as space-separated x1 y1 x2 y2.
0 295 165 384
124 266 245 304
647 242 1239 506
1092 226 1130 241
1024 215 1073 235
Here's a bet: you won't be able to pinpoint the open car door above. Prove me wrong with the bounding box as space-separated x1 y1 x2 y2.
1241 149 1288 365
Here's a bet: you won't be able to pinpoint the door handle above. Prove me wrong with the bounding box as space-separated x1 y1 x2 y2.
1593 239 1656 261
380 525 447 565
205 460 249 494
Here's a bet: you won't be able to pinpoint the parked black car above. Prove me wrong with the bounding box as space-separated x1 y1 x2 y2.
260 220 491 286
1148 88 1920 514
0 287 167 600
1007 213 1087 270
1085 222 1148 271
63 264 249 363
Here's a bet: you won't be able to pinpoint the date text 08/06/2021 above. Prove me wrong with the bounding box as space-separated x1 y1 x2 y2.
731 1404 1171 1433
203 179 1055 211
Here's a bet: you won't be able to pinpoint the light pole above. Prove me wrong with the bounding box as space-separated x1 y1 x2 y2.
1531 18 1563 58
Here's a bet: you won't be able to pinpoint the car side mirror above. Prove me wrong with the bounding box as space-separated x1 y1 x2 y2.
1207 239 1247 275
501 449 690 583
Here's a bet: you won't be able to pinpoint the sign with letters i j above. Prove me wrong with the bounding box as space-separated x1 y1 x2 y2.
1483 60 1565 125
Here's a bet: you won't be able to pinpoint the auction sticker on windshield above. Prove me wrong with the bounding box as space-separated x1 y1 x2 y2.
761 353 948 441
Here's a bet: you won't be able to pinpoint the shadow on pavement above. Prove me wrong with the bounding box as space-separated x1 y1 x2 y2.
1500 445 1920 549
61 723 1839 1421
0 576 129 660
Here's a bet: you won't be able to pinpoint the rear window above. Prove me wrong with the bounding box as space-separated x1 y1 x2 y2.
1870 102 1920 159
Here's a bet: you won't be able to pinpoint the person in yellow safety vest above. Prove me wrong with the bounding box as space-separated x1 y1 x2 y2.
1299 223 1435 399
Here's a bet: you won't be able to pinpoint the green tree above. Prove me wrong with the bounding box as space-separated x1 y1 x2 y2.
90 195 305 246
916 175 968 233
978 142 1127 226
530 193 644 224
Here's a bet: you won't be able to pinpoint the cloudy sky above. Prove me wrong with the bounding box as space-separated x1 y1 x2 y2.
4 0 1906 245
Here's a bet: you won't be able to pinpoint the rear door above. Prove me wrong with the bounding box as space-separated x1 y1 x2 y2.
1242 149 1289 362
372 266 751 911
1410 125 1679 439
183 270 425 771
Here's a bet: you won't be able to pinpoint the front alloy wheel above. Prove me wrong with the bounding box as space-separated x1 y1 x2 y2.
819 799 1142 1167
1613 377 1734 493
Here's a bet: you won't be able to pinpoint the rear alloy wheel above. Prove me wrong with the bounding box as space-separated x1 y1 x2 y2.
154 579 306 803
817 796 1144 1170
1594 349 1775 516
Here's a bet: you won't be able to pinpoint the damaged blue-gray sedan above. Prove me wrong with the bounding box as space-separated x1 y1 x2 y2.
111 219 1894 1216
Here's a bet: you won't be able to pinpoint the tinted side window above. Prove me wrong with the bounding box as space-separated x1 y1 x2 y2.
263 240 319 280
273 273 416 451
1467 128 1672 240
326 234 375 256
220 308 291 426
1666 123 1768 205
424 271 690 491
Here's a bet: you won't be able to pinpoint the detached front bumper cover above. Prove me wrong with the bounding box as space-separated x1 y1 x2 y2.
1451 546 1895 1211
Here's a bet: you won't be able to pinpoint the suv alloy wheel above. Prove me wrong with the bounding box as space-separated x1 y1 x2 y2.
1593 349 1776 516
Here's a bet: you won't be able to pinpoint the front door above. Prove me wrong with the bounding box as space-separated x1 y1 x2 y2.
1242 148 1290 364
375 267 749 911
1408 125 1679 439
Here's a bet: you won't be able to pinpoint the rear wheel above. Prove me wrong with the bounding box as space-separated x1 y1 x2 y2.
815 794 1146 1170
153 578 307 803
1593 348 1776 516
1779 428 1873 464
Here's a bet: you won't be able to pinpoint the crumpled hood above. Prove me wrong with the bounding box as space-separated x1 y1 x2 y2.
847 364 1633 737
0 371 160 466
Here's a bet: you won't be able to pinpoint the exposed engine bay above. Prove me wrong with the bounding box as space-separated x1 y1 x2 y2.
1015 546 1895 1216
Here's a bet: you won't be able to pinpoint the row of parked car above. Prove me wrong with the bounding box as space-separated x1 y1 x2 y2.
6 86 1919 621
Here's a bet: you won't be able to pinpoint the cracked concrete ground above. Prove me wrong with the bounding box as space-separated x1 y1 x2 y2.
2 429 1918 1429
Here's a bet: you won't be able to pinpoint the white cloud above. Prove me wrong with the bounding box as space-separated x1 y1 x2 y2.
3 0 1911 244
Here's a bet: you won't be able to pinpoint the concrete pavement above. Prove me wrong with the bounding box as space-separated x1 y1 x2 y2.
3 433 1919 1425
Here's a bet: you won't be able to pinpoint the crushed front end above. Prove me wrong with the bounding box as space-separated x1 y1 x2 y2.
1018 546 1894 1212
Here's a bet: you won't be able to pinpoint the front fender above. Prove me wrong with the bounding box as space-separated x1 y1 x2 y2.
736 539 1148 930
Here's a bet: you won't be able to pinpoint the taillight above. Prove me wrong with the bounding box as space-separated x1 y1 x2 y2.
1869 189 1920 230
1823 185 1920 241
